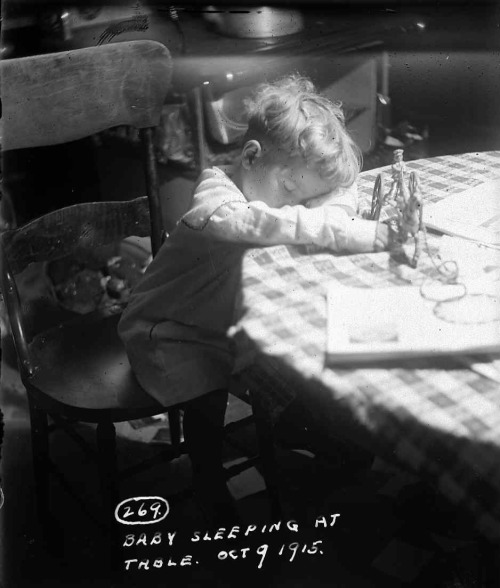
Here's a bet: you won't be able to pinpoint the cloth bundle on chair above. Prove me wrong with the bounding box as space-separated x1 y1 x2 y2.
0 40 184 572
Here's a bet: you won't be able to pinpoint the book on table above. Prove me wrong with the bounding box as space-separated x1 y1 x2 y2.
326 281 500 363
326 177 500 362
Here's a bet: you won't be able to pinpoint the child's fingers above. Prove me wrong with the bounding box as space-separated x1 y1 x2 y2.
374 223 390 251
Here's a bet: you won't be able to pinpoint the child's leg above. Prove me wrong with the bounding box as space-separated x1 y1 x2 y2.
183 388 238 525
183 388 228 483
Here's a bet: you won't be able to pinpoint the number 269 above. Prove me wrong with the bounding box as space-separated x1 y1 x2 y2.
115 496 169 525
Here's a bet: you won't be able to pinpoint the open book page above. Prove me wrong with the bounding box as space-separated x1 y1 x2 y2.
424 179 500 247
438 235 500 282
326 283 500 363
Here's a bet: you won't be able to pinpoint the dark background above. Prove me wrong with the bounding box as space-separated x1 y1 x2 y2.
1 2 500 586
2 0 500 225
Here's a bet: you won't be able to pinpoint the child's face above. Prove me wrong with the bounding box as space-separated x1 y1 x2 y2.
276 162 335 207
240 143 334 208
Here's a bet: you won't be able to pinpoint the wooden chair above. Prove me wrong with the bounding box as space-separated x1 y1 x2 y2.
0 41 184 566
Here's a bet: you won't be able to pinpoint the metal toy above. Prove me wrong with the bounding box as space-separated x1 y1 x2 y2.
369 149 424 267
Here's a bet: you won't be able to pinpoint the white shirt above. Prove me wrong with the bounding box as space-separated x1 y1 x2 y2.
119 166 379 406
183 166 377 253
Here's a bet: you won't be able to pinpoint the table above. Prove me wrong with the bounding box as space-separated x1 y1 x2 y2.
229 151 500 542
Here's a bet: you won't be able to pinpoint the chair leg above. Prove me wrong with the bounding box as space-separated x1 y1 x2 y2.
192 86 207 171
28 402 51 530
168 408 182 454
249 389 283 521
140 126 163 257
96 419 120 572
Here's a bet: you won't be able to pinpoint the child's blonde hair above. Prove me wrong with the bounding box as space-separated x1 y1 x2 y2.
244 74 361 188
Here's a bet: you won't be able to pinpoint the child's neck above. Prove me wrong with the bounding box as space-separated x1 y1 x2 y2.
224 163 245 198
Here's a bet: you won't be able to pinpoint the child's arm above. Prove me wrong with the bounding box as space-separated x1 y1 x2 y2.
192 199 388 253
304 182 359 216
183 168 390 253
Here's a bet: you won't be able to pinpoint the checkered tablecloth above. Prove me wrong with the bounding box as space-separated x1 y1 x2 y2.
229 151 500 542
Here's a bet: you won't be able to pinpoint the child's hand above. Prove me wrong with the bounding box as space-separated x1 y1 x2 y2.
373 222 395 251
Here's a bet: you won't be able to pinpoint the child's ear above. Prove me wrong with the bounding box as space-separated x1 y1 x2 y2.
241 140 262 169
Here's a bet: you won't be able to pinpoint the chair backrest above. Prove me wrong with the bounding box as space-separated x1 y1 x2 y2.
1 40 173 150
0 197 151 376
0 40 172 255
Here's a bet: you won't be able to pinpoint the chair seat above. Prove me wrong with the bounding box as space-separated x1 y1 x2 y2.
28 313 164 422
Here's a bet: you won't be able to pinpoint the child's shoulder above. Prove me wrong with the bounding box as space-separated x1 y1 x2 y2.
195 165 236 189
183 166 245 229
193 165 241 197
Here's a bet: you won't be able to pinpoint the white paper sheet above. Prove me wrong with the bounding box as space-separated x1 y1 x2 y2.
438 235 500 281
424 179 500 247
326 283 500 363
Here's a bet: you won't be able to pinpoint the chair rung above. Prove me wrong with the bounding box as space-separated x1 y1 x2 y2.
224 415 254 435
224 438 255 457
118 442 187 481
47 418 79 434
48 413 98 462
224 456 260 479
229 390 252 405
48 459 107 532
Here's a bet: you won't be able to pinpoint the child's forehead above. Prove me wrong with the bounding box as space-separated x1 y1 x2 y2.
288 162 335 196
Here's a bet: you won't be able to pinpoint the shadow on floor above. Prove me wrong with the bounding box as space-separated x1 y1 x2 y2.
2 129 499 587
0 354 494 588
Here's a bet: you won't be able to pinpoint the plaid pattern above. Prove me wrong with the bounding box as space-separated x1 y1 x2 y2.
229 152 500 542
359 150 500 221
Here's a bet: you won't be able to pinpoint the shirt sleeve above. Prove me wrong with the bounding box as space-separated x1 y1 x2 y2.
198 199 378 253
